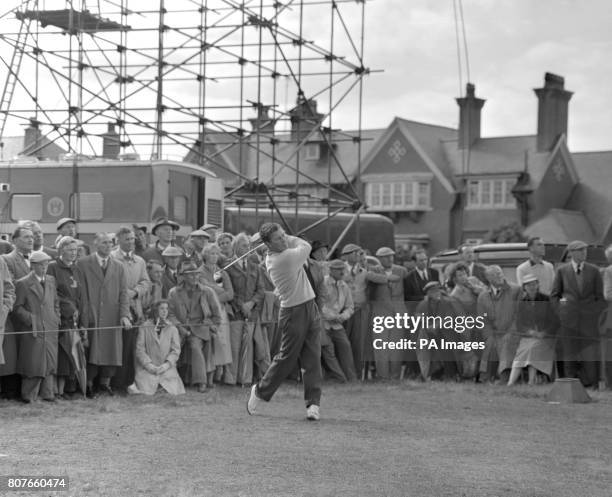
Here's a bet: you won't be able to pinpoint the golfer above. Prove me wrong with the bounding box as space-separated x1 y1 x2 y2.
247 223 322 421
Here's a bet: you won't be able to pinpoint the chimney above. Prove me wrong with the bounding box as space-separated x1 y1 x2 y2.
456 83 485 149
102 122 120 159
248 105 275 135
534 72 573 152
22 118 43 158
289 96 324 141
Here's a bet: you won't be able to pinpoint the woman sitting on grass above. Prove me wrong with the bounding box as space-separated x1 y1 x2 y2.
508 274 558 386
129 300 185 395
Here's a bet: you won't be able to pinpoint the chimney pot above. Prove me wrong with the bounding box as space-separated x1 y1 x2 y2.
534 72 572 152
456 83 485 149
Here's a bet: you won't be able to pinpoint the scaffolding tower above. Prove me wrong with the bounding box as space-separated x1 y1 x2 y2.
0 0 372 241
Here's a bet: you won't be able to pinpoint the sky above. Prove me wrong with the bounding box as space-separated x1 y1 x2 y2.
361 0 612 152
0 0 611 154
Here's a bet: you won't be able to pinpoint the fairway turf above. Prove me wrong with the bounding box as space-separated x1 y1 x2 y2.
1 381 611 497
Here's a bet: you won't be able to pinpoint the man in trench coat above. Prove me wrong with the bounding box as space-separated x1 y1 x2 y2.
13 251 60 402
77 233 131 397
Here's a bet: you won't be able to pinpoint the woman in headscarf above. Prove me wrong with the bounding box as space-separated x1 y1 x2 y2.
46 236 87 399
199 244 234 385
129 300 185 395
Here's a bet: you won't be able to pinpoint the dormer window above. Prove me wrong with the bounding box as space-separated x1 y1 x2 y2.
467 178 516 209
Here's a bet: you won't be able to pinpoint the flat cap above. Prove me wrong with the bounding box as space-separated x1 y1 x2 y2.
179 261 201 274
152 218 179 235
522 274 539 285
199 223 217 231
328 259 346 270
341 243 361 255
189 229 210 238
375 247 395 257
30 251 52 264
310 240 329 255
161 246 183 257
567 240 588 251
423 281 441 293
56 217 76 231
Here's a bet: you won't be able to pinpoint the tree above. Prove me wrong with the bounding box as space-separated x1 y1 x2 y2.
484 221 526 243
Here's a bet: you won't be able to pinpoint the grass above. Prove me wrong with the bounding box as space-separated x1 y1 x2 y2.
1 380 611 497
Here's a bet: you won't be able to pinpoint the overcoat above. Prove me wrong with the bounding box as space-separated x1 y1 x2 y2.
77 254 130 366
13 273 60 377
0 256 15 366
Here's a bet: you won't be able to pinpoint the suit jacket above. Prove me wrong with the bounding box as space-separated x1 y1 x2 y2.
550 262 605 337
3 249 31 281
14 272 60 377
404 267 440 306
162 267 179 298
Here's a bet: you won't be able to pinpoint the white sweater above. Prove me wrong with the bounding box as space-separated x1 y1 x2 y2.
265 236 315 308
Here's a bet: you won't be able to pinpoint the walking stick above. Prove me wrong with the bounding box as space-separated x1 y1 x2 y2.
598 309 609 391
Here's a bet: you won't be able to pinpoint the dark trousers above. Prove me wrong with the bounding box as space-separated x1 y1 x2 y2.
112 327 137 389
561 334 598 387
327 327 357 381
256 299 322 407
87 364 117 387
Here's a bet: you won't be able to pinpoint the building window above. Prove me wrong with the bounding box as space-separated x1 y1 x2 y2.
173 195 188 224
366 181 431 211
11 194 42 221
71 192 104 220
304 143 320 161
467 179 516 209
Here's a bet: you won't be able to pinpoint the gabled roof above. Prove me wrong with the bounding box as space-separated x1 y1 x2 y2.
567 150 612 242
0 135 66 161
524 208 597 244
360 117 457 192
183 129 243 185
241 127 386 185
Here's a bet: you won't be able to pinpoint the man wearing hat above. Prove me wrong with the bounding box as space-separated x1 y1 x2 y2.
77 233 131 397
142 218 180 264
199 223 218 243
551 240 605 387
13 251 60 402
320 259 356 382
310 241 329 262
0 226 34 398
477 265 522 383
57 218 77 239
414 280 460 380
373 247 409 379
187 229 210 266
161 246 183 297
168 261 221 392
342 243 392 379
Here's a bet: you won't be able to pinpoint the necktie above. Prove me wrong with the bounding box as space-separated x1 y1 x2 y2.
575 265 583 292
101 259 107 274
242 260 247 271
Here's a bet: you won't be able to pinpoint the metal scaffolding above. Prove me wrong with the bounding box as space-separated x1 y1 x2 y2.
0 0 371 240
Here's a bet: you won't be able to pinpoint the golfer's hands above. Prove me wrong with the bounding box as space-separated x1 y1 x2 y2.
210 325 218 336
121 317 132 328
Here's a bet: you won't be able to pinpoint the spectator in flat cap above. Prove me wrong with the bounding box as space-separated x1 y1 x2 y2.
13 250 60 402
415 279 461 381
168 261 221 392
199 224 218 243
187 229 210 267
343 244 397 380
160 246 183 298
142 218 180 264
551 240 605 387
371 247 408 380
477 265 522 383
320 259 356 382
508 274 558 386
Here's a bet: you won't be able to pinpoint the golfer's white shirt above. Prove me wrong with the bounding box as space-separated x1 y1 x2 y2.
265 236 315 308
